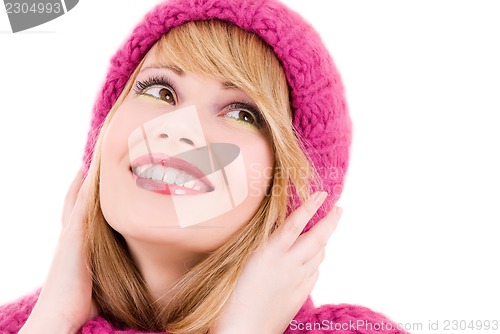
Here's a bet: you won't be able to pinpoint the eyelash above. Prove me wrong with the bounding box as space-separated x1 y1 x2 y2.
133 75 266 129
227 102 265 129
134 75 176 97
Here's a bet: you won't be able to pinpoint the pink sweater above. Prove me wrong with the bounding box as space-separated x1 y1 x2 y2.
0 289 408 333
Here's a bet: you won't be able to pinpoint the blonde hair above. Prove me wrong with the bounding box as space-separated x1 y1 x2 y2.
85 20 318 333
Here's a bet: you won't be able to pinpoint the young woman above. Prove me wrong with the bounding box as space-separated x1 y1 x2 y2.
0 0 408 333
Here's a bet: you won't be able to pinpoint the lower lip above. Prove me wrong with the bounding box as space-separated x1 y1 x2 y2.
132 172 207 196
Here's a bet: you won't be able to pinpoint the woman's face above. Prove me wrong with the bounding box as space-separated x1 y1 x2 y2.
99 45 274 252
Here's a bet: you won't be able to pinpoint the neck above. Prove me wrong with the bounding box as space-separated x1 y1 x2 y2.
125 238 207 303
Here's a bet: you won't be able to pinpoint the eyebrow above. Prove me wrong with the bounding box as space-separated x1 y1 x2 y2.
221 81 240 90
140 64 184 76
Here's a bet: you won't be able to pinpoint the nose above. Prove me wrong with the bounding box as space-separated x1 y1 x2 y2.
159 132 195 146
151 106 205 149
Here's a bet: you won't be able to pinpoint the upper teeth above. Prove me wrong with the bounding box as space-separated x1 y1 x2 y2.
132 164 208 191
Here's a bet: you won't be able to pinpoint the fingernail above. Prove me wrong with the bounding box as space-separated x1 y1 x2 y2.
313 191 328 206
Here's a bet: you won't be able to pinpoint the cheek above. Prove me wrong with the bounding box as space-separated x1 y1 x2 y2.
100 102 157 171
241 138 274 198
206 124 274 199
102 107 140 154
99 106 144 224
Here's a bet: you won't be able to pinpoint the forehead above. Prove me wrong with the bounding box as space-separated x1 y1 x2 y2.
139 43 244 91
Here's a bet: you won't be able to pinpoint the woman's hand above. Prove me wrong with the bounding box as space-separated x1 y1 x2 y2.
214 191 343 334
20 170 97 334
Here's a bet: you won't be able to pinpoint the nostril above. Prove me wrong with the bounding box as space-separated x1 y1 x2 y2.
180 138 195 146
159 133 169 139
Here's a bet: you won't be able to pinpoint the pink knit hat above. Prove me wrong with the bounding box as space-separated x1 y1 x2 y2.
83 0 352 232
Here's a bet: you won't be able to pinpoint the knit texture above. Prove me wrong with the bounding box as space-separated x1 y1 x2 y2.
82 0 352 232
0 291 408 333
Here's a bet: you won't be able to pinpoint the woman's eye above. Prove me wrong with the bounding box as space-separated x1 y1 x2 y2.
225 103 264 129
142 86 176 105
134 76 177 105
226 109 257 125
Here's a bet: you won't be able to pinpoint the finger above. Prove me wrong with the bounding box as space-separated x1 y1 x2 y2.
62 169 84 226
290 206 342 263
75 171 92 203
65 174 92 231
60 178 91 258
273 191 328 252
306 270 320 294
302 247 326 274
297 269 319 302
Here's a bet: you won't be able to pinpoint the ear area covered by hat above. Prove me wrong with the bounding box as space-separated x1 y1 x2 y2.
83 0 352 232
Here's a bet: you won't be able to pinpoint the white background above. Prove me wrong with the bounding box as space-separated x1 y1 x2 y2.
1 1 499 332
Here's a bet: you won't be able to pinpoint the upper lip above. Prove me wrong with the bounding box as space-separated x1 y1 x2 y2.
130 153 215 189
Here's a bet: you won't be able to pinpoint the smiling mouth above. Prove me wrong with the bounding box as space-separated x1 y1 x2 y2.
130 154 215 195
